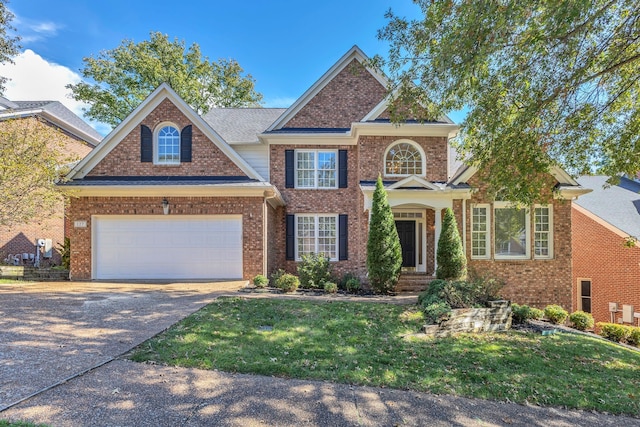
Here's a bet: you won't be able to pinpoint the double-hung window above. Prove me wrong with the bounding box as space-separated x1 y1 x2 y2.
534 205 553 258
296 214 337 260
296 150 337 189
494 202 530 259
471 204 490 259
156 124 180 165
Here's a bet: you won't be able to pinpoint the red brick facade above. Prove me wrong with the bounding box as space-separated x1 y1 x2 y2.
67 196 264 280
283 60 386 129
88 99 244 177
572 206 640 325
0 117 94 265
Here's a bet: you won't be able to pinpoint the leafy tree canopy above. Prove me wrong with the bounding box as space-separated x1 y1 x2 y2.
0 118 79 227
376 0 640 204
0 0 20 94
68 32 263 128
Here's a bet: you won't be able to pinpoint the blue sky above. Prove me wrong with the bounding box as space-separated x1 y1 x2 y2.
0 1 442 134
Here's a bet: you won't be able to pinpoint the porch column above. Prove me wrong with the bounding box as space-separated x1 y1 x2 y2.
434 208 442 273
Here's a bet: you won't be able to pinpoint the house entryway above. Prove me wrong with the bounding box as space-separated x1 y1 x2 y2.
393 210 427 273
395 220 416 269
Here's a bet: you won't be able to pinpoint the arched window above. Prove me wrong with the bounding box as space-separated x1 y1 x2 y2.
384 140 424 176
155 124 180 164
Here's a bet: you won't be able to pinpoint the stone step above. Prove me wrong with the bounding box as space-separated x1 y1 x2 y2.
394 274 435 293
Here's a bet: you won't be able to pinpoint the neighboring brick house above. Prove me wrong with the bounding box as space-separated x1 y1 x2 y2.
572 175 640 325
0 97 101 265
63 46 590 311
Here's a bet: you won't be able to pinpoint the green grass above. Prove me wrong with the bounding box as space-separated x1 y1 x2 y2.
0 420 49 427
129 297 640 416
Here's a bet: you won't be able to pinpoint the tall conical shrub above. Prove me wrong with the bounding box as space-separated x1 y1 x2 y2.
436 207 467 280
367 175 402 293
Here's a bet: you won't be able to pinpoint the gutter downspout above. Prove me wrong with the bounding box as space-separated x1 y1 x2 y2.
263 190 278 276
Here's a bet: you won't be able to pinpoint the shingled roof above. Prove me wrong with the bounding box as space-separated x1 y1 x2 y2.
202 108 285 143
0 97 102 145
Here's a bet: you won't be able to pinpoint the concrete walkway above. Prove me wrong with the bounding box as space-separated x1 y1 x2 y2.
0 281 638 426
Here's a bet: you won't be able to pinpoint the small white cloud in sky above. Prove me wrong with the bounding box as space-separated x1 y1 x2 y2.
0 49 110 135
11 11 63 42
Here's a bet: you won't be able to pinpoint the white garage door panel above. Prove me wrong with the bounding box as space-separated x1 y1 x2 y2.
94 216 243 280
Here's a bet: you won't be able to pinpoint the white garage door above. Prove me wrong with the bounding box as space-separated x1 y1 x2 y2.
93 215 243 280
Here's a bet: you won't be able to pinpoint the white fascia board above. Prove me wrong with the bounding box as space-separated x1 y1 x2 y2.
38 111 102 146
359 184 472 211
388 175 441 191
68 83 265 182
550 165 579 186
60 182 276 198
259 131 354 145
555 186 592 199
353 122 459 139
267 46 388 131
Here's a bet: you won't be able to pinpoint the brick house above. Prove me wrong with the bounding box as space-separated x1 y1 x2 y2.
572 175 640 325
63 46 590 310
0 97 101 265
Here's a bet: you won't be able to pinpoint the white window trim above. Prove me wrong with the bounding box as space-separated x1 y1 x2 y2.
493 202 531 260
471 203 491 260
294 149 338 189
154 121 180 165
533 204 553 259
383 139 426 178
295 214 339 261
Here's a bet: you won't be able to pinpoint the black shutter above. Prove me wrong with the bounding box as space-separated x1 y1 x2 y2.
140 125 152 162
285 150 294 188
180 125 192 162
339 214 348 260
286 214 295 260
338 150 348 188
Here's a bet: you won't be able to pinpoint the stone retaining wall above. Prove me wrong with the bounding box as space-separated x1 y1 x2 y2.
422 300 512 337
0 266 69 281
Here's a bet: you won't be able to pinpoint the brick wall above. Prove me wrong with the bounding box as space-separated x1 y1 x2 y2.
67 196 264 280
283 60 387 129
358 135 449 182
88 99 245 177
0 117 94 265
464 177 573 310
269 144 364 279
572 206 640 325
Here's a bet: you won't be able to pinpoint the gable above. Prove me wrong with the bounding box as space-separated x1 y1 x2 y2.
87 98 246 178
282 59 386 129
68 83 264 181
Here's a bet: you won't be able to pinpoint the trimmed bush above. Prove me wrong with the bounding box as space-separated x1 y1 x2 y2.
298 253 332 289
253 275 269 288
270 268 286 285
345 277 361 294
276 273 299 293
597 322 640 346
511 303 531 324
569 311 594 331
366 175 402 294
529 307 544 320
323 282 338 294
436 207 467 280
423 301 452 325
544 304 568 324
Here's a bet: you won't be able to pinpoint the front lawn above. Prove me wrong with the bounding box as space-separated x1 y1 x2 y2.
129 297 640 416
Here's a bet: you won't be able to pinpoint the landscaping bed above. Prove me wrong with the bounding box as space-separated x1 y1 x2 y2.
128 297 640 417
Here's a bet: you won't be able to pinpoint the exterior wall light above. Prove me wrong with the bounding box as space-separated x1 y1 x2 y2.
162 198 170 215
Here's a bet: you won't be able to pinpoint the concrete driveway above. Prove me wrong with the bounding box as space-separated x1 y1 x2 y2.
0 280 244 410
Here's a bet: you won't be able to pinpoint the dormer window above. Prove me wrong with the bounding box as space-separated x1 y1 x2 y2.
156 124 180 165
384 140 425 176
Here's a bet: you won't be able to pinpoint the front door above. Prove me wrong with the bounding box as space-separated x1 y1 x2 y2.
395 220 416 268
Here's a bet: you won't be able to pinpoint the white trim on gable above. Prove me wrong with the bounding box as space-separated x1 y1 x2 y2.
360 88 455 125
387 175 441 191
449 164 582 188
266 45 388 132
67 83 265 181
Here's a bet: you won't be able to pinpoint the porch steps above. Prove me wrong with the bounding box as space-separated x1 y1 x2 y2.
394 273 435 293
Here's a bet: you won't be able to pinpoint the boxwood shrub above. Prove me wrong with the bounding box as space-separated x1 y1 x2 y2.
544 304 568 325
569 310 594 331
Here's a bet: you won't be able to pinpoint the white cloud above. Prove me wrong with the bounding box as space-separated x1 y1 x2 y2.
11 12 62 43
0 49 110 135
